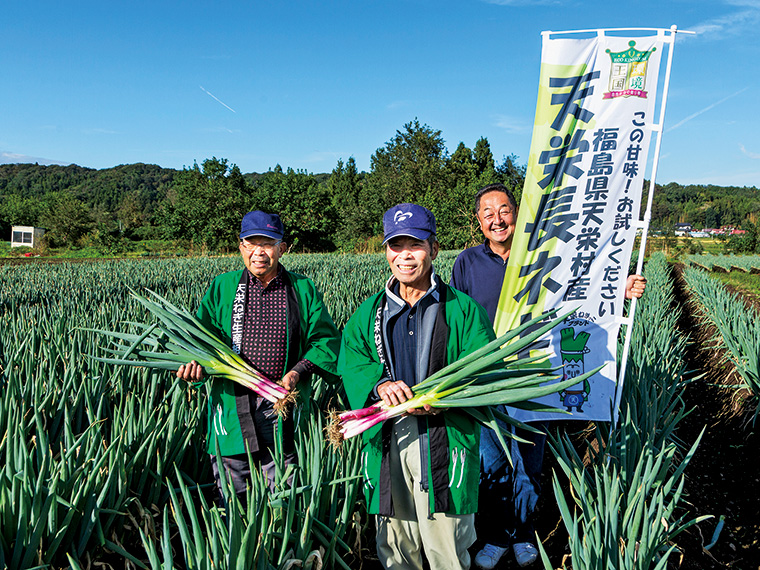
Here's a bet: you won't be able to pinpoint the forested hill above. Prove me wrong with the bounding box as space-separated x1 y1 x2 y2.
0 121 524 251
0 162 176 214
2 120 758 252
642 181 760 230
0 163 177 242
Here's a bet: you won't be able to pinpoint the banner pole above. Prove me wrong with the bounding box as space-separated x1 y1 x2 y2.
612 25 683 427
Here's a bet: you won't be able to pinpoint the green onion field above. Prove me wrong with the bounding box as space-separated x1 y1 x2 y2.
1 253 759 569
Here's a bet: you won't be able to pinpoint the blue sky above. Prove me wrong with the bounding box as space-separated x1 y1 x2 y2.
2 0 759 187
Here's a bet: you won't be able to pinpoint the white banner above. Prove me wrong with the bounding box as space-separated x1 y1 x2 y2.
495 29 672 423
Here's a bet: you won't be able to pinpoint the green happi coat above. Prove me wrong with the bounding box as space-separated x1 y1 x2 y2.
196 269 340 456
338 275 495 516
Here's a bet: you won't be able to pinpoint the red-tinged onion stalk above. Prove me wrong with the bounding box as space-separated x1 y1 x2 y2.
84 288 296 416
329 309 601 448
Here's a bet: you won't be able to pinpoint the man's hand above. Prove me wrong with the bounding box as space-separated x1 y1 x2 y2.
625 274 647 299
281 370 300 391
377 380 439 415
177 360 204 382
377 380 414 407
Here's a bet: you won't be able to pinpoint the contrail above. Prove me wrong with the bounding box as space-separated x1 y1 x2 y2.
199 85 236 113
665 87 748 132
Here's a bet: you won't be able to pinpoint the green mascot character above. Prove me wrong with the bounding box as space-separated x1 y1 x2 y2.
558 327 591 412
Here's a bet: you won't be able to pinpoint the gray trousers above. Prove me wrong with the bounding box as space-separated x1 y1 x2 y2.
210 397 295 504
210 450 296 504
376 416 476 570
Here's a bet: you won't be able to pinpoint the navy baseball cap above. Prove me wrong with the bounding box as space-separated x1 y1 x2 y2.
239 211 284 241
382 203 436 245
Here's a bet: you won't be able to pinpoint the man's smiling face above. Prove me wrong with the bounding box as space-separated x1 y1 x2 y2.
385 236 438 291
477 190 517 247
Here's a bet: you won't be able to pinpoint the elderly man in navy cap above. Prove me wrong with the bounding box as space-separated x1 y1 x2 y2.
178 210 340 503
339 203 495 570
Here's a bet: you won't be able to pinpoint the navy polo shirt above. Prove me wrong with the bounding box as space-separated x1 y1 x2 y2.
387 282 420 386
449 240 507 324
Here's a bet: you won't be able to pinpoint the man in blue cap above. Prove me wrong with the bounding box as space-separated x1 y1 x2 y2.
339 203 496 570
178 210 340 503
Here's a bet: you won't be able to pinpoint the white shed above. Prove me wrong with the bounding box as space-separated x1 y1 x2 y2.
11 226 45 248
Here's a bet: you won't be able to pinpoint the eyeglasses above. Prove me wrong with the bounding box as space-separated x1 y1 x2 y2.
239 239 282 252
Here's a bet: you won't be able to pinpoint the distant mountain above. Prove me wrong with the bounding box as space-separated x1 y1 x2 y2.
0 152 71 167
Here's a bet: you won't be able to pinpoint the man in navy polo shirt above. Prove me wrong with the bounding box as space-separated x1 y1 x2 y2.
450 184 518 323
451 184 542 568
451 184 646 568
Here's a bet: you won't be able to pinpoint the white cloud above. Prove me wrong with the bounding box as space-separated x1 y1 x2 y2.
727 0 760 8
303 151 342 164
1 152 30 162
201 126 241 134
82 128 120 135
676 169 760 187
739 143 760 159
687 1 760 38
386 100 412 110
493 114 532 134
386 99 438 111
200 85 237 113
0 152 69 166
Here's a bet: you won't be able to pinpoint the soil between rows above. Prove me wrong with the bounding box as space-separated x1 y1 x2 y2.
662 264 760 570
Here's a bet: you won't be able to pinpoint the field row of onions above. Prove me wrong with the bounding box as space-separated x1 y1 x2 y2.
687 254 760 273
0 251 705 569
541 252 706 569
682 263 760 405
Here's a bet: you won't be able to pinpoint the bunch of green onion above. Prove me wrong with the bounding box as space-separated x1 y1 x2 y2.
329 310 601 447
85 288 294 414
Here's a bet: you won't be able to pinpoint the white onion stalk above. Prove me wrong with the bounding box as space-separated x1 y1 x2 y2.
85 288 295 414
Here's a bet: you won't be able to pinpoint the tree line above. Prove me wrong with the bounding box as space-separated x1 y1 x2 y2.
640 180 760 254
2 119 758 253
642 181 760 231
